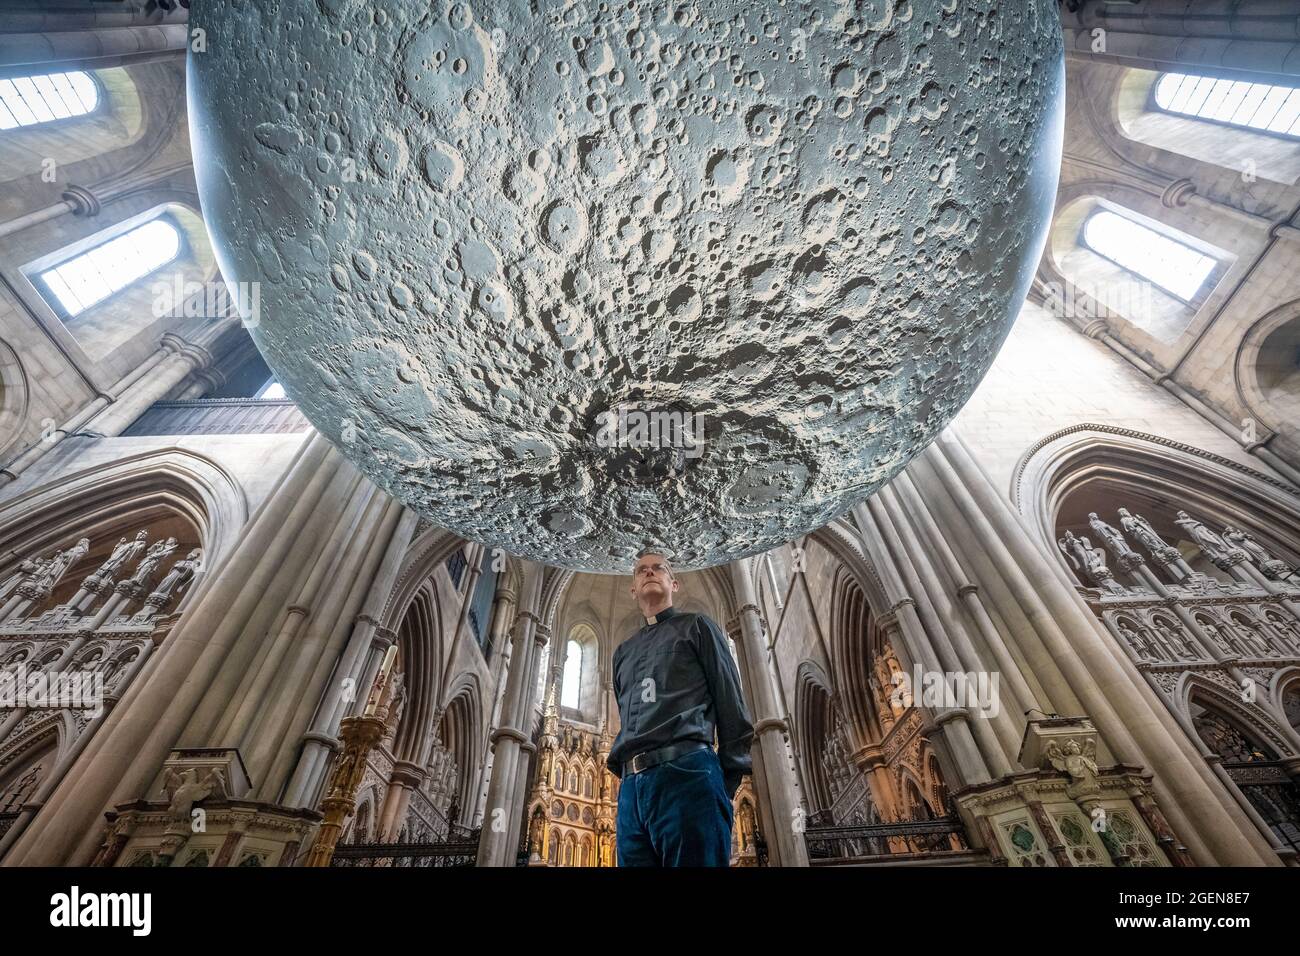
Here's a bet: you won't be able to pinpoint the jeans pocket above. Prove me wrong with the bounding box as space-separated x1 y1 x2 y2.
662 748 713 775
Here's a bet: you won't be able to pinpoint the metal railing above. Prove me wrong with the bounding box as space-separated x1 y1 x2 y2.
330 827 481 868
804 817 970 862
119 398 310 437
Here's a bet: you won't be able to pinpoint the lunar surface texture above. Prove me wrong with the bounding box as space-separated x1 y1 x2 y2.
188 0 1064 572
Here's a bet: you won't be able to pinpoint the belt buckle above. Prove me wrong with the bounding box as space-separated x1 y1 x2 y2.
629 747 661 775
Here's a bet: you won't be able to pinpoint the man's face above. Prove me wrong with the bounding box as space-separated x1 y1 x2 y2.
631 553 678 605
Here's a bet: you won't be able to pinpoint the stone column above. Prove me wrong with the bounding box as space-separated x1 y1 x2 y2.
0 23 190 74
377 761 427 841
0 184 101 241
729 557 809 867
899 465 1047 719
504 621 550 861
0 347 168 487
281 508 419 809
169 368 226 401
1061 1 1300 86
233 496 407 804
855 498 995 786
82 335 214 437
473 579 517 826
437 542 485 707
875 481 1020 776
476 562 543 866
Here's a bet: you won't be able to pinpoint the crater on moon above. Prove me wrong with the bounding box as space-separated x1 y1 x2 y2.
188 0 1064 572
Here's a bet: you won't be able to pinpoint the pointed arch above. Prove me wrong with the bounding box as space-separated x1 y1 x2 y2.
793 660 838 814
436 682 482 821
0 446 247 575
1012 424 1300 568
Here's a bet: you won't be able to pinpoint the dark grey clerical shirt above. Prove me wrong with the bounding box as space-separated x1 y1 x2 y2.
606 604 755 796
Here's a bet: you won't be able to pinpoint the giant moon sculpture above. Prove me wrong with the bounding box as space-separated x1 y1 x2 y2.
188 0 1064 572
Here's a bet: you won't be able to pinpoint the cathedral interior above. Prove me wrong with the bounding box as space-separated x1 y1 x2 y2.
2 0 1300 873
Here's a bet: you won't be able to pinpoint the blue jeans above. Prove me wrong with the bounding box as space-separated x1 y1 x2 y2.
616 746 735 867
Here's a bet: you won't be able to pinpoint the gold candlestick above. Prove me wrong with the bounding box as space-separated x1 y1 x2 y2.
303 713 387 867
363 643 398 717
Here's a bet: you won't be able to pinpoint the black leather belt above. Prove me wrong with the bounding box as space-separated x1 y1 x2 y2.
623 740 710 776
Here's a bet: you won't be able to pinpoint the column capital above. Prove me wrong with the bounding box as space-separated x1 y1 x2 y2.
389 760 428 788
932 707 972 728
1080 318 1109 340
159 333 214 370
61 184 101 217
1161 177 1195 209
851 744 887 772
301 731 340 752
490 726 529 747
191 367 226 394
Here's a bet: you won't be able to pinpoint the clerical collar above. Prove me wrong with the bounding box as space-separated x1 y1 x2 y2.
645 605 678 626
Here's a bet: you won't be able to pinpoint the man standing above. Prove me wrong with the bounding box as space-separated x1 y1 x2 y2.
607 550 755 866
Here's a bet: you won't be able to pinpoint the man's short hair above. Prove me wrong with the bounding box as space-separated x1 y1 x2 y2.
633 548 675 578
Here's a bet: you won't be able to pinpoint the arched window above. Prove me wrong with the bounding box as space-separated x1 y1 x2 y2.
256 380 286 399
1154 72 1300 138
1081 210 1215 302
38 217 181 318
561 638 581 709
0 70 98 129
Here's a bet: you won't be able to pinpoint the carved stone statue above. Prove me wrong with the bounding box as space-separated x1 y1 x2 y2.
1087 512 1142 572
1045 737 1101 805
0 553 51 601
126 548 202 625
1199 617 1235 654
147 548 202 605
1174 511 1245 568
1153 619 1195 660
1114 619 1158 662
20 537 90 598
124 536 178 588
1118 508 1180 564
382 673 406 742
162 766 227 820
1058 530 1124 593
105 531 149 574
1222 525 1289 579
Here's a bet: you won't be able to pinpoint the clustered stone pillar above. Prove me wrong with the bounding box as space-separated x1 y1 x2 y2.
83 335 214 437
4 432 410 865
728 558 810 867
473 577 518 827
281 508 420 809
864 427 1281 866
0 22 190 75
476 563 545 867
1060 0 1300 87
0 316 243 488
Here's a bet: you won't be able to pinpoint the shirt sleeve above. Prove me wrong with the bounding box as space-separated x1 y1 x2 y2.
693 615 755 793
606 646 624 779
